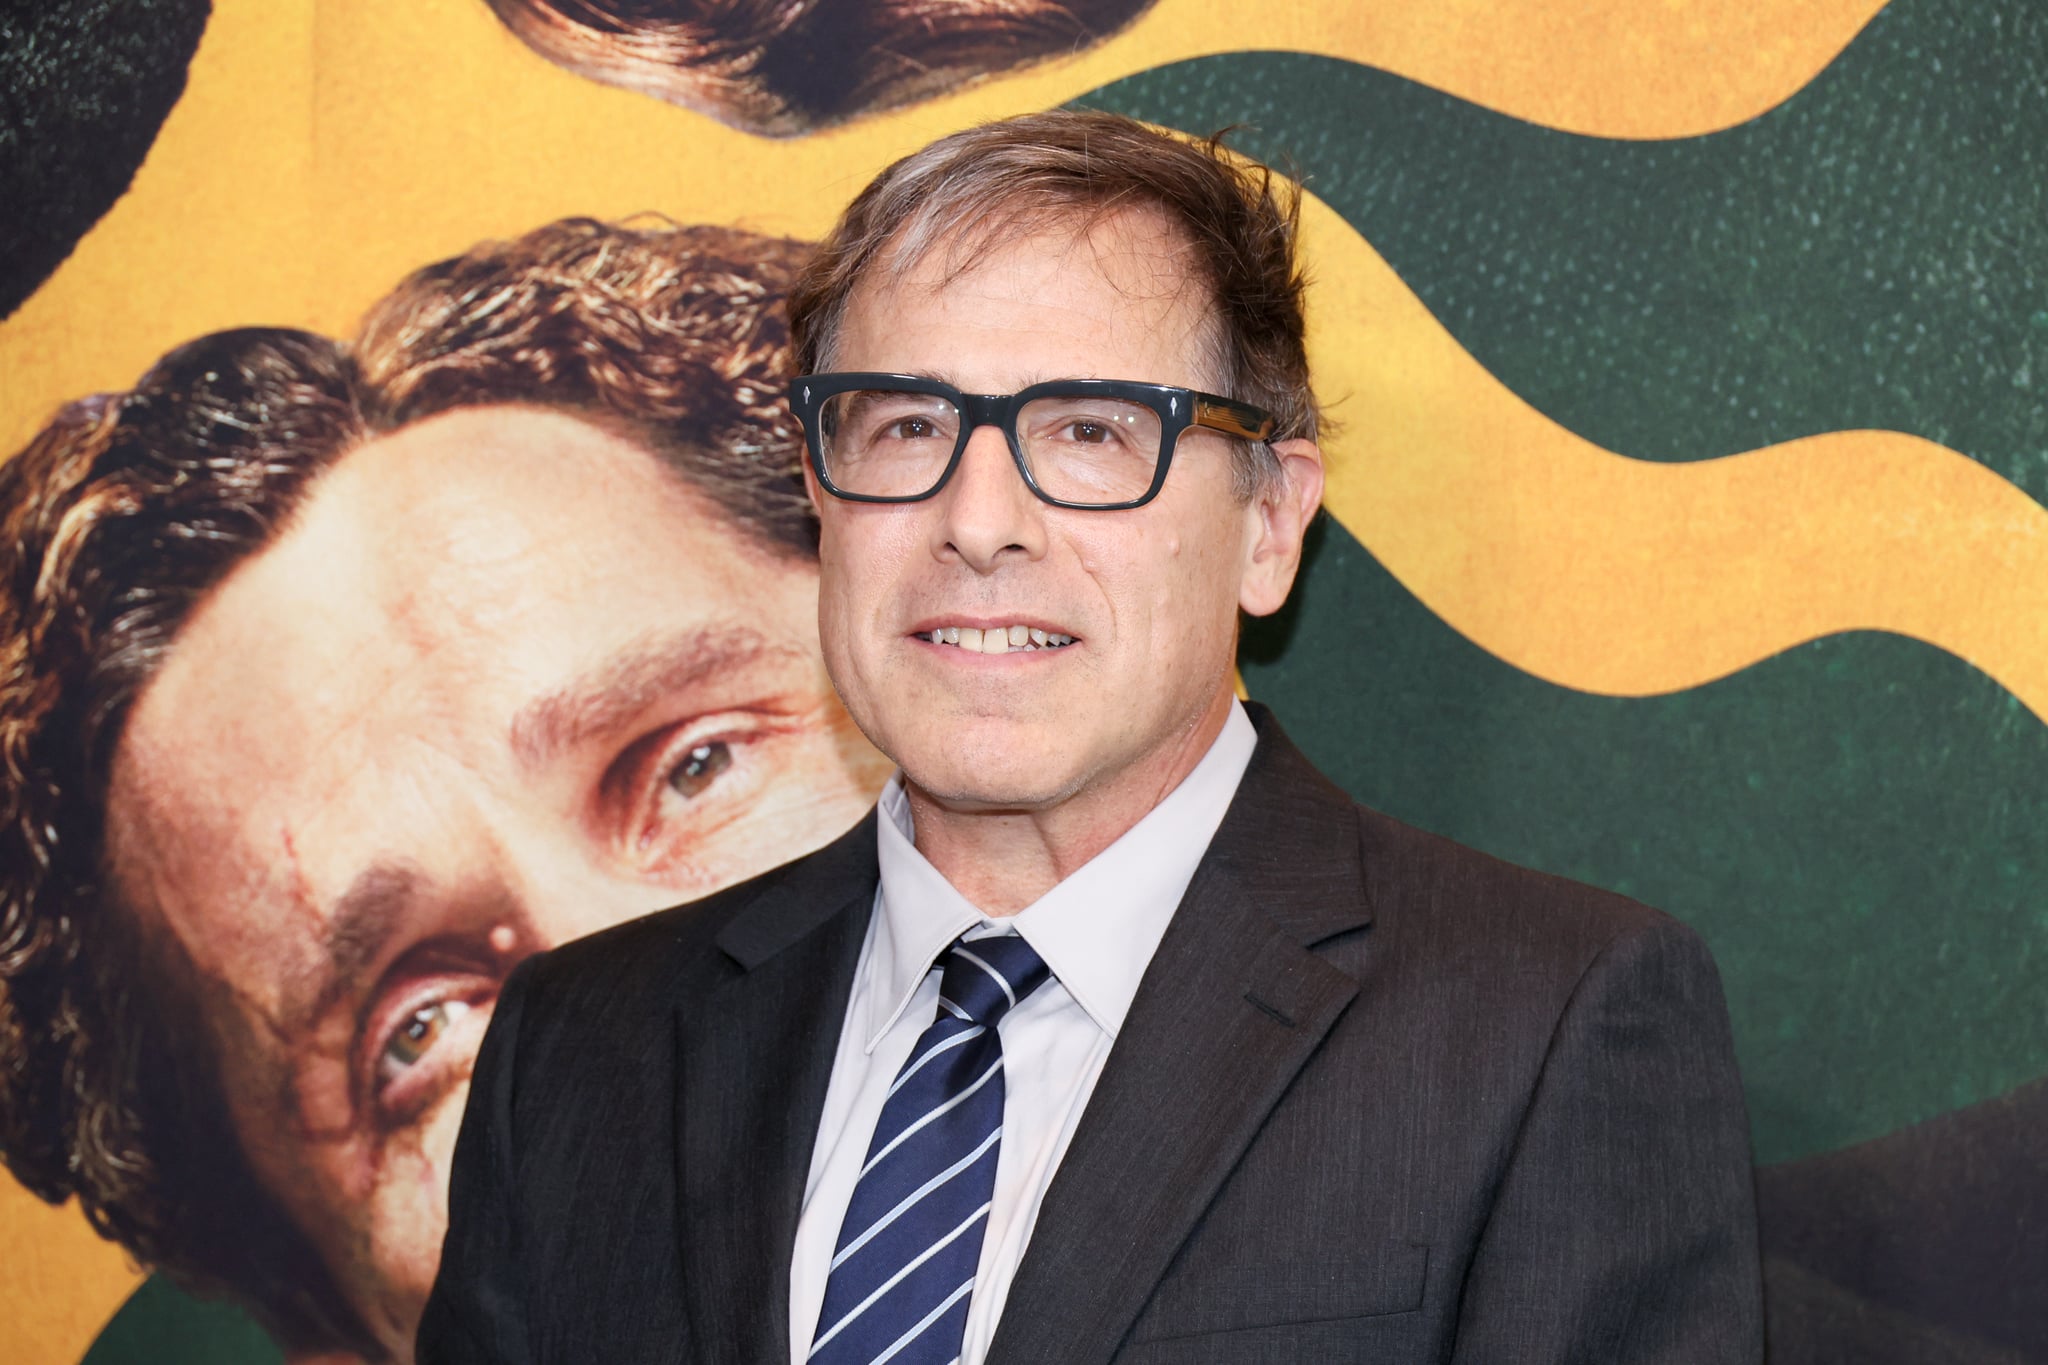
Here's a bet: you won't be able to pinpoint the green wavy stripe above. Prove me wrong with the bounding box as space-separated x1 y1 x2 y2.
1080 0 2048 499
1241 518 2048 1166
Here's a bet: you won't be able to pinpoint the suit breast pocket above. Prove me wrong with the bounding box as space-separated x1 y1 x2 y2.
1121 1241 1431 1355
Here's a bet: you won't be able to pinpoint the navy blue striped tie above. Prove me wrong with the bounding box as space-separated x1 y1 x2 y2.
808 934 1051 1365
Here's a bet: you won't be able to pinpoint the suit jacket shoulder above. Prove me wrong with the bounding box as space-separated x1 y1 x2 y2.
993 707 1760 1365
1354 797 1726 1025
418 814 880 1365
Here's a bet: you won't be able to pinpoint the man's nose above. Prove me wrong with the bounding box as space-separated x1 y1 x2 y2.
931 424 1047 570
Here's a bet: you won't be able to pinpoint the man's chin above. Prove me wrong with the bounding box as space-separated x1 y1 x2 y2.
900 751 1089 817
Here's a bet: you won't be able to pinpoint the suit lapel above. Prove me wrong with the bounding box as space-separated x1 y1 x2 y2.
674 815 879 1365
988 713 1376 1365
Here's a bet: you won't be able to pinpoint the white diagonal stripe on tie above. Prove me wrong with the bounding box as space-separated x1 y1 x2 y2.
831 1126 1003 1272
887 1025 984 1100
809 935 1050 1365
856 1057 1002 1181
808 1203 991 1358
950 944 1016 1010
868 1277 977 1365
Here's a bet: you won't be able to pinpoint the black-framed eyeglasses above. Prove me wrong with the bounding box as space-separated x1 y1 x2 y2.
787 373 1275 510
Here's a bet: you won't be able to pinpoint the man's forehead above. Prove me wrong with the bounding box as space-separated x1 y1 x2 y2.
839 205 1226 387
875 200 1201 298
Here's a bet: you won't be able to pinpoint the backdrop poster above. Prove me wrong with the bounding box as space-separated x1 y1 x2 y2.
2 1 2041 1362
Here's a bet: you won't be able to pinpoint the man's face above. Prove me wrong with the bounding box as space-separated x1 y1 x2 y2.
812 208 1313 827
106 406 890 1358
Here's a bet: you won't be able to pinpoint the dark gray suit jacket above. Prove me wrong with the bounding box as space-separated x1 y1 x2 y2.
419 708 1762 1363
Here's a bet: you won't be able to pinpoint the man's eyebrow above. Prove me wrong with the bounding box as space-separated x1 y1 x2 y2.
508 628 782 771
901 370 1062 392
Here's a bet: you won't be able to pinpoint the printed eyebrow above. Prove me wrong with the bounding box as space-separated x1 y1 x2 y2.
278 860 426 1038
269 632 785 1041
507 627 782 771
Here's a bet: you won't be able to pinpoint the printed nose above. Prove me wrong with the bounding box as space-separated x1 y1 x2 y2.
509 848 667 949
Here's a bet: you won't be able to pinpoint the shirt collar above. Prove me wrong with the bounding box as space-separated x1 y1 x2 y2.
866 701 1258 1049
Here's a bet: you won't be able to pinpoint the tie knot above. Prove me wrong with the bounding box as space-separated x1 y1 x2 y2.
938 935 1050 1028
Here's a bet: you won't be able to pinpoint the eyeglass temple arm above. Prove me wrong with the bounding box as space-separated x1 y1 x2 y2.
1193 396 1275 442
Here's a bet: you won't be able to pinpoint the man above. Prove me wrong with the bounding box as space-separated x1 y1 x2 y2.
420 112 1762 1363
0 219 889 1362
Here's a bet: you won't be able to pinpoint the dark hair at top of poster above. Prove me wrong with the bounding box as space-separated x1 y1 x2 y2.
0 0 213 319
480 0 1154 137
356 217 819 558
788 108 1321 497
0 217 815 1356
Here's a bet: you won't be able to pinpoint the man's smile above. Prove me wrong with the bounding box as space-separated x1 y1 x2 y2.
910 620 1080 654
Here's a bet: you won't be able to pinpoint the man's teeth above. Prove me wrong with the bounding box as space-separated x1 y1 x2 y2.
925 625 1075 653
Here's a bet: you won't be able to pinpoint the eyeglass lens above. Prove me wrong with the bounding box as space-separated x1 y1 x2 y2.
817 388 1166 504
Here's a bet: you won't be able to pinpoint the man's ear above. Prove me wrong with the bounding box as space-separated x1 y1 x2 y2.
1238 437 1325 618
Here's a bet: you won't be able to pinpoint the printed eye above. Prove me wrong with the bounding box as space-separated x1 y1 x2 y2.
376 997 472 1083
355 968 500 1128
608 719 769 867
599 706 823 885
1064 420 1113 444
667 740 732 800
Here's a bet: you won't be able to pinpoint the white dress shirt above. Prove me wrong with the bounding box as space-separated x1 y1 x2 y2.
788 701 1259 1364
